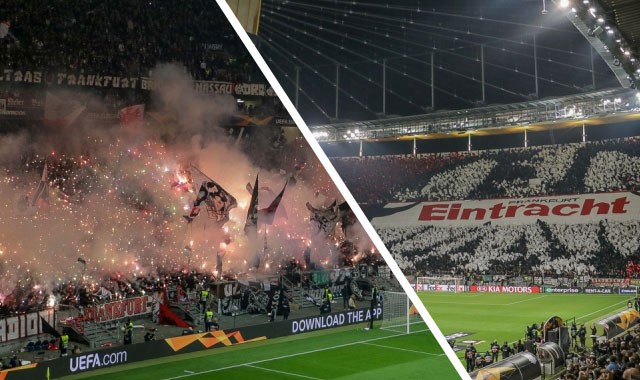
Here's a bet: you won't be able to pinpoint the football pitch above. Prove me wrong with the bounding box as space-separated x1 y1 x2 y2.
57 322 459 380
418 292 630 360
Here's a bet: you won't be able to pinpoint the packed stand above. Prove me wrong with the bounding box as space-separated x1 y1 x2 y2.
379 219 640 278
0 0 263 83
332 138 640 204
330 153 464 205
0 269 221 319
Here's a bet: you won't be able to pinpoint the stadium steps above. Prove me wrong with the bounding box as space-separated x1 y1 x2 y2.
56 320 117 349
82 322 118 349
374 276 402 293
280 276 317 309
170 300 203 325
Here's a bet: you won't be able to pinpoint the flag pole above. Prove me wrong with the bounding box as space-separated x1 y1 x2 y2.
263 224 268 271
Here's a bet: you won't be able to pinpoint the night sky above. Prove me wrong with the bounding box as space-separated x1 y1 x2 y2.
257 0 620 125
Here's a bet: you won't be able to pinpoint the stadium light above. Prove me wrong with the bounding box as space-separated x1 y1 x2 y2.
559 0 570 8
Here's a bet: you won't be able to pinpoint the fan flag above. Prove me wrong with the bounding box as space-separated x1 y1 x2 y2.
119 104 145 129
0 21 10 39
43 92 86 127
185 180 237 226
246 183 288 222
244 174 259 234
31 163 49 206
306 200 340 235
258 180 287 225
338 201 356 236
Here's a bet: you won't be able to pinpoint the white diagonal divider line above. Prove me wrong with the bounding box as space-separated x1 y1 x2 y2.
161 330 417 380
244 364 325 380
215 2 471 379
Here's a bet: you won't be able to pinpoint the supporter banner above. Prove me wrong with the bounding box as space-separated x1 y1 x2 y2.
81 296 151 322
220 281 270 315
0 69 276 97
2 306 380 379
469 285 540 294
372 192 640 227
0 309 54 343
591 278 630 287
598 309 640 339
542 286 581 294
306 268 360 302
142 77 276 97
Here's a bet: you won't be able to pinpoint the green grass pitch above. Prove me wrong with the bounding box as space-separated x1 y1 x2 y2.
418 292 631 361
57 322 460 380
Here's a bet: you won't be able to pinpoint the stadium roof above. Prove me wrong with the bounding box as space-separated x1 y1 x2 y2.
268 0 640 143
310 87 640 142
562 0 640 89
259 0 625 125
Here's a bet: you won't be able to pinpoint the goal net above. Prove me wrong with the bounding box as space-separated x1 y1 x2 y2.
415 276 464 293
379 291 418 334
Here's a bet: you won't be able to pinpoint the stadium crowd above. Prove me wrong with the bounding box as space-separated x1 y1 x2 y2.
0 269 218 318
333 138 640 278
382 219 640 278
0 0 283 120
0 0 261 83
560 326 640 380
332 138 640 204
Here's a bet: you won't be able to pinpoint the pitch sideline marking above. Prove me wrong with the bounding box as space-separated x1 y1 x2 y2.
244 364 324 380
362 342 446 356
160 330 430 380
576 300 627 322
504 295 548 306
421 295 548 307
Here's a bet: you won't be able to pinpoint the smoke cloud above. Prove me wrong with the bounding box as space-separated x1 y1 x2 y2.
0 64 372 302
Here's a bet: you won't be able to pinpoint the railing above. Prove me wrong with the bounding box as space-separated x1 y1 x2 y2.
57 304 86 334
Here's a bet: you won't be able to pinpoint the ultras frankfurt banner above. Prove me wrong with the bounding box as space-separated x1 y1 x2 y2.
371 192 640 228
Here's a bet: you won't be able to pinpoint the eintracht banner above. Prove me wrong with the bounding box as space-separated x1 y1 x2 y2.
371 192 640 227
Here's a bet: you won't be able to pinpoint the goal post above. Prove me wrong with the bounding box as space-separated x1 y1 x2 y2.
379 291 415 334
415 276 464 293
